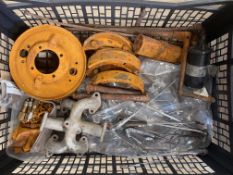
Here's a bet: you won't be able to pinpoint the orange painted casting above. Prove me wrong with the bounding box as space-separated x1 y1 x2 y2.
11 125 39 153
9 25 86 100
133 34 182 63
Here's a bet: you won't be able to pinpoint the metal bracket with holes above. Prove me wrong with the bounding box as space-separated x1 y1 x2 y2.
40 92 105 156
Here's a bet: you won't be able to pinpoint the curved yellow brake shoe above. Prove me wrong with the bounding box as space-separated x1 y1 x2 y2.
87 48 141 76
90 70 144 93
83 32 132 51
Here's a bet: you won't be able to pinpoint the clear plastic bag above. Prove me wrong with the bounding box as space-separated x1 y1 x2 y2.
6 99 56 162
87 59 213 156
0 80 25 108
6 58 213 159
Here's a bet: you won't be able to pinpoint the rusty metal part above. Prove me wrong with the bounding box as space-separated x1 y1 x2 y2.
87 48 141 76
9 24 86 100
72 93 90 99
24 10 203 38
91 24 203 33
133 34 182 63
11 124 39 153
71 28 199 42
83 32 133 51
86 84 141 95
72 93 150 102
182 92 215 103
178 32 192 95
72 28 194 42
90 70 145 93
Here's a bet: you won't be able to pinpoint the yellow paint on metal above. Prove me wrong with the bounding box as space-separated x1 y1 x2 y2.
90 70 144 93
11 125 39 153
133 34 182 63
87 48 141 76
83 32 132 51
9 25 86 100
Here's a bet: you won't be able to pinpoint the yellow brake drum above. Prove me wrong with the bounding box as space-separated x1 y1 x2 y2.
9 25 86 100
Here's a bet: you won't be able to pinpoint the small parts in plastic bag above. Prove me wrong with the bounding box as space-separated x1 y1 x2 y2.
11 98 54 153
11 124 39 153
19 98 54 129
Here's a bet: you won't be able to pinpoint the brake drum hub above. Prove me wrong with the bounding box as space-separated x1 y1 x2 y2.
10 25 86 100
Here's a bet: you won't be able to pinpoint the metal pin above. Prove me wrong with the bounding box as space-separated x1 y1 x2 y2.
146 105 180 122
112 79 178 130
